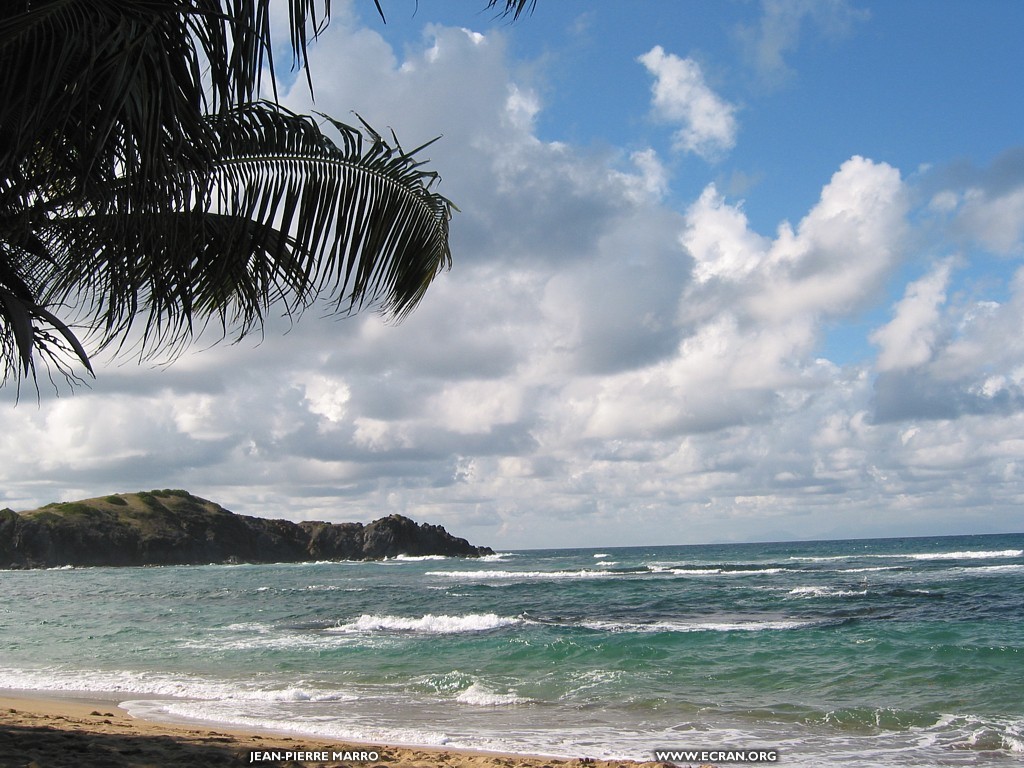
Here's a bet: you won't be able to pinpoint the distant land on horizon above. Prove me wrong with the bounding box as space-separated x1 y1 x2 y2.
0 489 493 569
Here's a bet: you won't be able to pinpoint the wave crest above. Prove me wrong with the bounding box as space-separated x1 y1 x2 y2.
456 682 528 706
329 613 519 634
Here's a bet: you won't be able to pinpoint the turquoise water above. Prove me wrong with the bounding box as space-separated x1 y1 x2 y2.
1 533 1022 765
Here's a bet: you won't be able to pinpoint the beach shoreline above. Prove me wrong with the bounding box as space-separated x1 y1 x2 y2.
6 537 1020 766
0 690 682 768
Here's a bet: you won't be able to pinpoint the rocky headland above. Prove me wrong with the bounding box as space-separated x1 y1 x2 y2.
0 490 493 569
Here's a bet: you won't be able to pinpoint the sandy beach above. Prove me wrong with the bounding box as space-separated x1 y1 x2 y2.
0 693 687 768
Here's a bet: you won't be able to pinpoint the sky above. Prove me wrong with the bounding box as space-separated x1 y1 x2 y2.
3 0 1024 549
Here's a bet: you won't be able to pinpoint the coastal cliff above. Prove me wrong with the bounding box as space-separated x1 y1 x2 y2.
0 490 493 569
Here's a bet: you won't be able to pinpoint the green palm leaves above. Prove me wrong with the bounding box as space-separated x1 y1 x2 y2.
0 0 459 390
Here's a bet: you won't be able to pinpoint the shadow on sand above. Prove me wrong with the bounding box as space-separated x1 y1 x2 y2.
0 718 316 768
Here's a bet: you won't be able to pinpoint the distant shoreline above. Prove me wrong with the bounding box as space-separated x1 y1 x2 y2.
1 489 492 569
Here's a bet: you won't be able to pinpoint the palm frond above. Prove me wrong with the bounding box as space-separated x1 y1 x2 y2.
36 103 453 363
484 0 537 21
0 246 93 392
0 1 464 390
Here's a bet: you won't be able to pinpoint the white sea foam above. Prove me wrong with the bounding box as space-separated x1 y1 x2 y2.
924 713 1024 756
646 562 703 572
455 682 528 706
0 666 221 699
328 613 520 634
299 584 349 591
562 669 626 698
121 696 1024 767
788 586 868 598
431 564 787 580
842 566 902 573
479 552 515 562
238 687 357 703
412 670 477 693
579 618 816 633
792 549 1023 562
907 549 1023 560
389 554 450 562
593 553 610 558
125 698 453 748
179 632 369 652
965 563 1024 574
650 565 787 576
647 564 690 574
222 621 271 633
426 569 617 581
646 564 721 575
788 586 830 597
0 665 353 705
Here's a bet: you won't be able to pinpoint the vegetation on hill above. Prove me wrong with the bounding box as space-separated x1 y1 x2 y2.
0 490 492 568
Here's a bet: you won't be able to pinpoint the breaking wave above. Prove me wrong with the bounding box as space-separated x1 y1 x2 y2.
328 613 520 634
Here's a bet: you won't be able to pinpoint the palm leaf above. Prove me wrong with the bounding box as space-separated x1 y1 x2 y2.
0 247 93 392
485 0 537 20
35 103 453 361
2 0 538 389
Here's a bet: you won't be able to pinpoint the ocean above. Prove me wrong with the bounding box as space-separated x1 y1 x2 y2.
1 532 1022 765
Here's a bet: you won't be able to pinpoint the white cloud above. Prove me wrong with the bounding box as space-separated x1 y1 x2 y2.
755 156 907 320
870 260 952 372
681 185 769 283
929 190 959 214
303 375 351 424
870 265 1024 425
430 379 523 434
923 149 1024 256
555 157 907 449
620 148 670 202
681 157 907 324
736 0 870 87
505 84 541 131
637 46 738 160
957 186 1024 255
4 9 1024 549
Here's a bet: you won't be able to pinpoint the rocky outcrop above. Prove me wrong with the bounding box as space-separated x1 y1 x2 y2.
0 490 493 569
